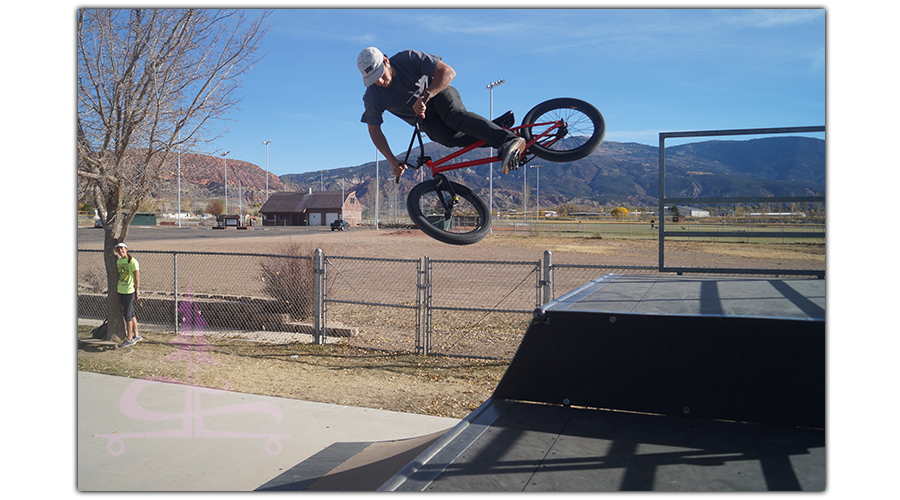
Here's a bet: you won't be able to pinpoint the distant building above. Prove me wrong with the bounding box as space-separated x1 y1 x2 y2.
260 190 362 227
665 205 710 218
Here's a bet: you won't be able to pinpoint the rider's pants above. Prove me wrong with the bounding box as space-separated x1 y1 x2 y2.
422 86 518 150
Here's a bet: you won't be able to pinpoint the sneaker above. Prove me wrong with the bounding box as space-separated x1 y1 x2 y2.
118 338 136 348
133 335 143 343
499 137 526 174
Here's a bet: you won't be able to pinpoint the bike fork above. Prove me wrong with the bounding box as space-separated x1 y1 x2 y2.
433 174 458 220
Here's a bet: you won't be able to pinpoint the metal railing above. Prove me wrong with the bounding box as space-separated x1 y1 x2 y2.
658 126 825 277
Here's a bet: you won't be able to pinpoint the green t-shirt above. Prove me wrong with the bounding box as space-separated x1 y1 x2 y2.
116 257 139 294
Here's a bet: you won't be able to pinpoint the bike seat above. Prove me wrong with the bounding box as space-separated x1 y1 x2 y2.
492 110 514 129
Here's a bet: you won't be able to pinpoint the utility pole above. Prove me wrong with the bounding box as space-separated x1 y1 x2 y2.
262 140 272 201
221 151 230 214
486 79 505 228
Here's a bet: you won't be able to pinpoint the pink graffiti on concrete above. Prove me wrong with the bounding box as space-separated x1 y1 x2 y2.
95 379 287 456
96 281 288 456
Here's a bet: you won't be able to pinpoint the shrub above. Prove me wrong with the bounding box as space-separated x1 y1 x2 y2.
80 266 107 293
258 240 316 319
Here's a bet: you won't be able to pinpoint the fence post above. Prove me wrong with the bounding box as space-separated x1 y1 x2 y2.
416 257 425 355
416 256 433 355
424 256 432 355
541 250 553 305
313 248 325 345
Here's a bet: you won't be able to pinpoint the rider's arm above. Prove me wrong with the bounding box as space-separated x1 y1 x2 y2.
414 61 456 118
427 60 455 97
368 123 407 177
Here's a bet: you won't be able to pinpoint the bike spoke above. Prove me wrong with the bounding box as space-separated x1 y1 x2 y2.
416 187 484 235
530 109 596 153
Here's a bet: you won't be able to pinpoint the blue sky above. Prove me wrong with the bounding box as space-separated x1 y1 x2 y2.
209 7 825 176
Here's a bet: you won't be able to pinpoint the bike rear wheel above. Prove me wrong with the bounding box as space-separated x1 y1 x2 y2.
407 178 491 245
520 98 605 162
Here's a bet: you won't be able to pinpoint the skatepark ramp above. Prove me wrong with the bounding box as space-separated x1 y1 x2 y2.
381 274 825 491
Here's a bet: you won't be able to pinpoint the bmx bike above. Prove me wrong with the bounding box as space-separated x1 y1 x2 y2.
400 97 605 245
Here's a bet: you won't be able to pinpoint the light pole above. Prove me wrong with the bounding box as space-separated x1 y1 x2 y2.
177 134 182 228
221 151 230 214
530 165 543 219
375 148 380 230
522 165 527 226
262 140 272 201
486 79 505 226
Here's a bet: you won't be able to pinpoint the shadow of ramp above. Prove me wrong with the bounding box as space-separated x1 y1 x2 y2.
256 431 447 491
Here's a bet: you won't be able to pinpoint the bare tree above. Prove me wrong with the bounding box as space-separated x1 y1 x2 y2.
77 8 270 340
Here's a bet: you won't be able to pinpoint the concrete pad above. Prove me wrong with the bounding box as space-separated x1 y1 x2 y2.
77 372 459 491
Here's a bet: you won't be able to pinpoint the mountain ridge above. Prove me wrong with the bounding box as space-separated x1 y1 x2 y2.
147 137 825 212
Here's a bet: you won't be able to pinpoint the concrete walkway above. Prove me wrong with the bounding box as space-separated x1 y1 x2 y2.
77 372 459 491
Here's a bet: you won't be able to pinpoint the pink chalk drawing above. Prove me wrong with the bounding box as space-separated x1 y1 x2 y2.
96 280 288 456
95 379 288 456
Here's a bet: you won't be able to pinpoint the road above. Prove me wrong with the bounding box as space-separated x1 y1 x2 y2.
76 225 355 247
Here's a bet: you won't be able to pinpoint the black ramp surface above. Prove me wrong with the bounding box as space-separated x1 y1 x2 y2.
497 275 825 428
382 275 825 491
420 401 824 491
494 309 825 428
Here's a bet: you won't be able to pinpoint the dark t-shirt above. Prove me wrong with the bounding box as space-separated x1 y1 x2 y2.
360 50 441 127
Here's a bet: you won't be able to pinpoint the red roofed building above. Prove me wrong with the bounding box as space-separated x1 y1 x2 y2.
260 190 362 227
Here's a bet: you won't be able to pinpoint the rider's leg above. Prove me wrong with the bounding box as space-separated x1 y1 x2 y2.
424 86 517 150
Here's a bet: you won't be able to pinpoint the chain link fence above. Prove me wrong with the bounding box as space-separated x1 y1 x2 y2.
78 249 658 359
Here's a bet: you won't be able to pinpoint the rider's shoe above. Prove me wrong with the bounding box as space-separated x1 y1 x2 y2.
492 110 515 129
499 137 526 174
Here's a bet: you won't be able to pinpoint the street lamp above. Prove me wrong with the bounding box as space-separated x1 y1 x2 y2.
221 151 230 214
177 133 182 228
486 79 505 226
375 148 380 230
530 165 543 219
262 140 272 201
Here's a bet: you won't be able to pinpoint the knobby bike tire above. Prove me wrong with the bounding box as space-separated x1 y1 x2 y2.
520 98 605 162
406 179 492 245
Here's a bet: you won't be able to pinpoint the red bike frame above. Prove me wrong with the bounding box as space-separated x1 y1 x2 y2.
422 120 567 175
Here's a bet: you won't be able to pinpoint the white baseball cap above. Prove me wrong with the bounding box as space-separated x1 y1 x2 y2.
115 242 127 249
357 47 385 87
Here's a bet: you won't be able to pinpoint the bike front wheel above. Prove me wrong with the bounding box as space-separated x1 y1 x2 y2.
520 98 605 162
407 179 491 245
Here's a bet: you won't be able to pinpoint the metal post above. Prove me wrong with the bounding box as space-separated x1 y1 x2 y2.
173 252 179 334
487 79 505 230
658 135 666 271
221 151 230 215
541 250 553 305
416 257 426 355
262 140 272 201
375 148 380 230
177 139 182 228
313 248 325 345
424 256 432 355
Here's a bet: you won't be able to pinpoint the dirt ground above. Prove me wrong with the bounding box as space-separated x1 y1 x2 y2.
77 224 825 269
76 226 825 418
